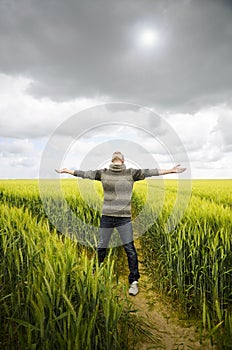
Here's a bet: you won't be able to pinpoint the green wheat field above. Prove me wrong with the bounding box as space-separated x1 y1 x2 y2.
0 179 232 349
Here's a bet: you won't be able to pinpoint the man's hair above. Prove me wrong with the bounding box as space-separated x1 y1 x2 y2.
111 151 124 162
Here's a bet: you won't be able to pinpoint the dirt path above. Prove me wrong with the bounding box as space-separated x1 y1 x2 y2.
127 250 218 350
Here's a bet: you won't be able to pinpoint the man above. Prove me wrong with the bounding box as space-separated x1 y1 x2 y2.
56 151 186 296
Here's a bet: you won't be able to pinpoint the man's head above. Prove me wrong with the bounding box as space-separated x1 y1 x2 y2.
111 151 124 164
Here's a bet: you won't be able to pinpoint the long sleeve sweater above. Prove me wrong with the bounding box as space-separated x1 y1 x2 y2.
74 163 159 217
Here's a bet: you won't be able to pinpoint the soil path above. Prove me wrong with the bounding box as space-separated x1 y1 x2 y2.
128 247 218 350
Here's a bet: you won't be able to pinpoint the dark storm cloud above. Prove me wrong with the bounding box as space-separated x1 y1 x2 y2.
0 0 232 111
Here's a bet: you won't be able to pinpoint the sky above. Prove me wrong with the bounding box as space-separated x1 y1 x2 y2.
0 0 232 179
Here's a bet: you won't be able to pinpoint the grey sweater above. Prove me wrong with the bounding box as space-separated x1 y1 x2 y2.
74 164 159 217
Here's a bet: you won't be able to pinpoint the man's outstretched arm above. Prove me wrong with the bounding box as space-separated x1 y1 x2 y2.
158 164 186 175
55 168 102 180
55 168 75 175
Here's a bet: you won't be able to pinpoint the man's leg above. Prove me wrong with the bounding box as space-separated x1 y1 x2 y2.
123 241 140 284
97 215 114 264
117 220 140 285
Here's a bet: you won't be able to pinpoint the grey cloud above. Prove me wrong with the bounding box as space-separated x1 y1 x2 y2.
0 138 38 171
213 112 232 152
75 139 160 170
0 120 55 139
0 0 232 112
0 139 34 155
10 157 37 168
49 103 190 173
50 103 178 149
219 119 232 148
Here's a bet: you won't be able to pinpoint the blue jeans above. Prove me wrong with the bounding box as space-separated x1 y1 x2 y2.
97 215 140 284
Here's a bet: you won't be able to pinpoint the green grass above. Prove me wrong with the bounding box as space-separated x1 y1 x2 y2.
0 178 232 349
138 180 232 349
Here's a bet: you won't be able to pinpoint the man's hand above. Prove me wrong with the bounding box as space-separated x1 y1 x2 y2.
170 164 186 173
158 164 186 175
55 168 74 175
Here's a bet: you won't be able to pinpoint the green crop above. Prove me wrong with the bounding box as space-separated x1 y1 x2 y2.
139 179 232 349
0 178 231 349
0 180 158 349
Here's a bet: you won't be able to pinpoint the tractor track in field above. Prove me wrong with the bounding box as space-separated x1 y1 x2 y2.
128 247 218 350
131 277 217 349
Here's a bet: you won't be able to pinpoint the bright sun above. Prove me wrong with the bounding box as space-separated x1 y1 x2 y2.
138 29 159 48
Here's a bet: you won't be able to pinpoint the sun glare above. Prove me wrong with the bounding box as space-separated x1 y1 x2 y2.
138 29 159 48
